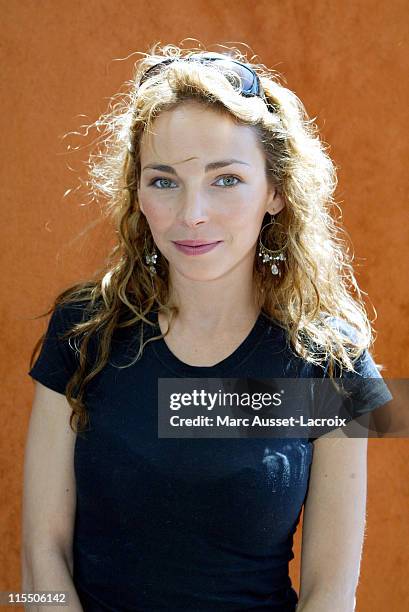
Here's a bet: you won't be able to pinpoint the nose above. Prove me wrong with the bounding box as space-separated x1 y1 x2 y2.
179 192 210 228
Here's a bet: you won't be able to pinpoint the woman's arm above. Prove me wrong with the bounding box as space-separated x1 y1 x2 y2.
22 382 83 611
22 548 83 611
296 427 368 612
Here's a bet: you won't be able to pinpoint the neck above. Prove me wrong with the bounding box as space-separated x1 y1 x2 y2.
162 259 261 335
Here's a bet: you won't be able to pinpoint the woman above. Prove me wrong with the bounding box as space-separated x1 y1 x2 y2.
23 43 392 611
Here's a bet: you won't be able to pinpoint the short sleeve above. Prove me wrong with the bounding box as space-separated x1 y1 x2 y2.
339 348 393 416
28 303 82 395
309 318 393 442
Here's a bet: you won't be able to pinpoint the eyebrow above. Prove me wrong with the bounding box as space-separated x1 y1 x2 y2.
142 158 251 174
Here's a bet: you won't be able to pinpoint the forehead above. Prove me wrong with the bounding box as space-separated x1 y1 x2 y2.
139 101 263 165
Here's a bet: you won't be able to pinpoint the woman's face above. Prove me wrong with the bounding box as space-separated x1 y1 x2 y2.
137 100 285 282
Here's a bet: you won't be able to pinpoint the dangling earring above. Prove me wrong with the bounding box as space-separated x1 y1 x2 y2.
258 212 287 277
144 231 158 275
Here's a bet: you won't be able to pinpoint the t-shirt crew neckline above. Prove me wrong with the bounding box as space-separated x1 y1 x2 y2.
150 310 271 377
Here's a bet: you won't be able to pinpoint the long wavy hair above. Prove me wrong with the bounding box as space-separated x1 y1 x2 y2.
29 41 380 435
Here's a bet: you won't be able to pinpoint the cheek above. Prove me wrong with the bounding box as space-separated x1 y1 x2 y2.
227 202 265 237
139 194 173 231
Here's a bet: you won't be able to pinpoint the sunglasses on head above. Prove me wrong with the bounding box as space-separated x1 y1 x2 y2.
139 52 276 113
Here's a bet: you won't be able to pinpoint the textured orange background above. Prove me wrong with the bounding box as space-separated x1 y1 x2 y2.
2 1 408 610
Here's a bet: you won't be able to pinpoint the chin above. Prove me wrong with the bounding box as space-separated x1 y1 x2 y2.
170 264 231 282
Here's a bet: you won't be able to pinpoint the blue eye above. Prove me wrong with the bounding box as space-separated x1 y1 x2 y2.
148 177 177 189
215 175 241 188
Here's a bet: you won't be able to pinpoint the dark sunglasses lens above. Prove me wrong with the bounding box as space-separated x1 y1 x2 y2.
140 56 259 96
231 64 257 94
197 58 258 95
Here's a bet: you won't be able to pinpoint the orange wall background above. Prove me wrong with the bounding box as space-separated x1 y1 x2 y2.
2 1 408 610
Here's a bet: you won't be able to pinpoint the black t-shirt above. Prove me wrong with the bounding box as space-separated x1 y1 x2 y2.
27 301 393 612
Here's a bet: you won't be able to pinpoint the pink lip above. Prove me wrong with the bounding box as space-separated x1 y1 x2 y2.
172 241 223 255
174 240 220 246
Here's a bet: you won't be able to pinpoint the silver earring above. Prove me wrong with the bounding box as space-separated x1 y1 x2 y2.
258 213 287 276
145 244 158 274
143 227 158 275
